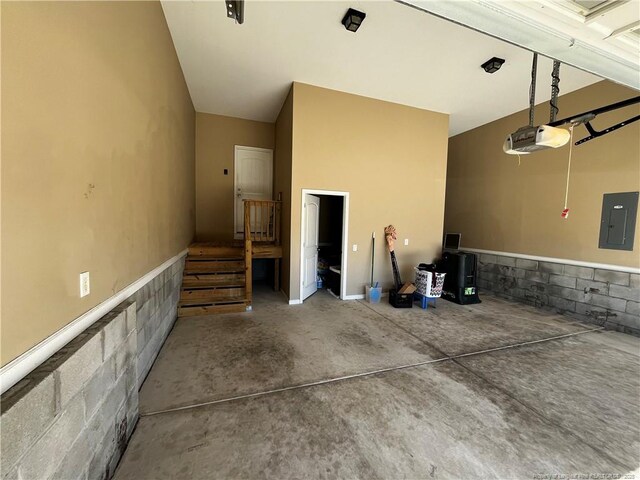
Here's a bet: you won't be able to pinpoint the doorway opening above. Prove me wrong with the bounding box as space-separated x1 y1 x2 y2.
300 189 349 302
317 195 344 298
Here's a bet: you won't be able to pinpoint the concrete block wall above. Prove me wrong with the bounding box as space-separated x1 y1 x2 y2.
0 302 138 480
477 253 640 335
132 256 185 387
0 254 185 480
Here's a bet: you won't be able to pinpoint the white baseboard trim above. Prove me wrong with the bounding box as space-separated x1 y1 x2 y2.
463 248 640 274
0 248 188 395
345 293 390 300
280 288 302 305
343 294 365 300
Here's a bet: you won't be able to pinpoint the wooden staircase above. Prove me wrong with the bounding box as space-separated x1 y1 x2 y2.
178 244 251 317
178 199 282 318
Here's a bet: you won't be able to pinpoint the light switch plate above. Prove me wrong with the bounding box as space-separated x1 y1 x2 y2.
80 272 90 298
352 244 358 252
404 238 409 246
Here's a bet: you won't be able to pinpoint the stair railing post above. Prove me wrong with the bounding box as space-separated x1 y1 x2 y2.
245 237 252 308
244 200 252 308
275 199 281 246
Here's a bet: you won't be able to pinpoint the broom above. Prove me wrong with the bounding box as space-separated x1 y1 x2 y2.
371 232 376 287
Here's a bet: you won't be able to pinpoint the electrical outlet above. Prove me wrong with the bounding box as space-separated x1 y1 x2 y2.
352 244 358 252
404 238 409 246
80 272 90 298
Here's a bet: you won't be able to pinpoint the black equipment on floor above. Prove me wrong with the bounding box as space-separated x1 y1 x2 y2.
389 288 413 308
390 251 402 290
438 251 481 305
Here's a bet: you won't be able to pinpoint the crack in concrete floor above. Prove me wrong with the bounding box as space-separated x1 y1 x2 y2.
140 325 603 417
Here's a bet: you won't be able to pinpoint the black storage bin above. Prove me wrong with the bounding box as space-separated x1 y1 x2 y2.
389 289 413 308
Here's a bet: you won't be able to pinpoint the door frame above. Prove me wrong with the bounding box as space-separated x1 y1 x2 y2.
299 189 350 301
233 145 274 240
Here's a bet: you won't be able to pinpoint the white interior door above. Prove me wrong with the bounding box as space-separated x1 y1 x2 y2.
302 194 320 301
234 146 273 239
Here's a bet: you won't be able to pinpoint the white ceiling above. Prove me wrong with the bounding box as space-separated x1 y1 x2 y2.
162 0 605 136
404 0 640 89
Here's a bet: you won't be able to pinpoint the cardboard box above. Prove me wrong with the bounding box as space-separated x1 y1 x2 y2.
398 283 416 294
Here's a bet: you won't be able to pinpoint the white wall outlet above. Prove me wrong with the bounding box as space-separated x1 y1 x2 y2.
352 244 358 252
80 272 90 298
404 238 409 246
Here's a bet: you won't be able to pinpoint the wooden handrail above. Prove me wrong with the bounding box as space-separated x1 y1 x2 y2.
242 199 282 244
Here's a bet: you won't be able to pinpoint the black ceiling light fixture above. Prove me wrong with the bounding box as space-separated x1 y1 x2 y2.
226 0 244 24
481 57 505 74
342 8 366 32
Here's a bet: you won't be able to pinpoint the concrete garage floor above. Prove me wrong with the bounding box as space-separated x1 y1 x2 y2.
115 289 640 479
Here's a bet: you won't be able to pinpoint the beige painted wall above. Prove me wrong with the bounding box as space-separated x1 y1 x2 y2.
274 88 294 296
445 80 640 268
1 1 195 366
289 83 449 300
195 113 274 241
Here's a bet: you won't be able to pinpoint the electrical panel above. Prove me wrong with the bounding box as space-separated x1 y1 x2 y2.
598 192 639 251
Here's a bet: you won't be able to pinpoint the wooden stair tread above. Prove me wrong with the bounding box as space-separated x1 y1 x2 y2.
186 255 244 261
185 258 244 264
188 243 281 259
188 243 243 257
178 303 248 317
182 274 245 288
188 250 243 258
190 241 243 246
184 260 245 273
181 283 245 287
179 295 247 306
181 287 245 300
